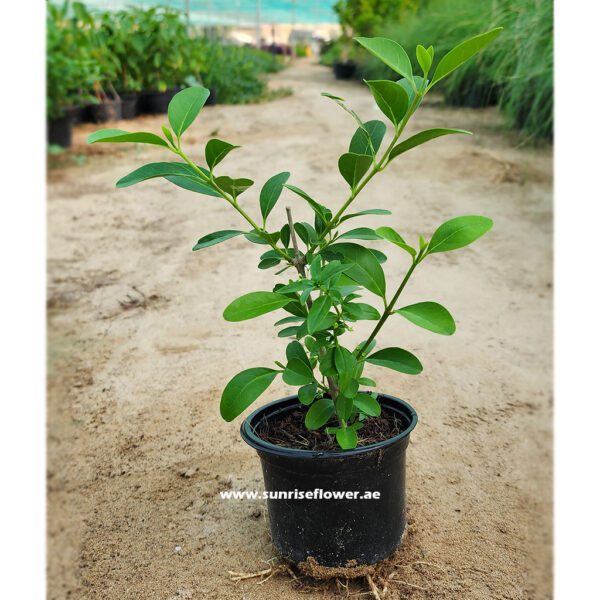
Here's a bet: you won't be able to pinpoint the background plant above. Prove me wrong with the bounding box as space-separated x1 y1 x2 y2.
46 1 99 118
359 0 553 141
47 2 287 112
191 39 284 104
88 29 500 449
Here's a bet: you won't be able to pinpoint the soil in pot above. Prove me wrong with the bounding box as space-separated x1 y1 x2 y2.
89 99 122 123
256 406 405 451
120 93 139 119
47 115 73 148
333 60 357 80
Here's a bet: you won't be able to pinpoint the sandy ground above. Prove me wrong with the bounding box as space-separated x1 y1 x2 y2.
47 60 553 599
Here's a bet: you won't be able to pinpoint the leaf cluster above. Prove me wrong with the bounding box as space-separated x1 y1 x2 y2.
88 29 500 449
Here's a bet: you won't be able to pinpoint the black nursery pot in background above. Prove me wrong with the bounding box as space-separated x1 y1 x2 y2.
120 93 139 119
89 99 122 123
140 87 182 114
333 60 357 80
241 394 418 568
47 115 73 148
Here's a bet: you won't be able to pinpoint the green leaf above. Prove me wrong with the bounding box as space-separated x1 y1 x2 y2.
165 175 221 197
429 28 503 88
339 227 382 240
339 209 392 223
319 348 336 377
116 163 217 197
283 184 330 225
365 80 410 127
274 316 304 326
321 91 345 101
389 129 471 161
375 226 416 257
338 153 372 189
294 222 318 245
298 383 317 406
396 301 456 335
193 230 244 250
283 358 314 385
344 302 381 321
168 86 210 137
354 37 413 82
258 258 280 269
286 341 310 366
349 120 386 158
336 394 355 421
416 44 432 75
357 376 377 387
427 216 493 254
353 393 381 417
220 367 278 422
223 291 290 322
87 129 169 148
336 427 358 450
328 243 386 298
162 126 175 146
307 296 333 334
334 346 357 393
318 261 351 284
305 398 335 430
214 176 254 198
205 139 240 170
260 172 290 221
366 347 423 375
278 325 299 338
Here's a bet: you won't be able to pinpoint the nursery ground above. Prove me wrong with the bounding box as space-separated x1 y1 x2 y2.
47 59 553 599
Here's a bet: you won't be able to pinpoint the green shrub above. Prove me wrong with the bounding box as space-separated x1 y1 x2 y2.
193 41 283 104
358 0 553 140
334 0 419 37
46 1 98 118
130 7 192 92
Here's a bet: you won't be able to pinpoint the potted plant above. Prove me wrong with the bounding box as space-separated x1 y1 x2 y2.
332 37 358 79
134 7 190 114
88 28 502 571
98 9 146 119
46 1 98 147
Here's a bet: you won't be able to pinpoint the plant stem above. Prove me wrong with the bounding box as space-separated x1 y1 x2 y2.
286 206 338 401
176 148 290 262
357 260 419 361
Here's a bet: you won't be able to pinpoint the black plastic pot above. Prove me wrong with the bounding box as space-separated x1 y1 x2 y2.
241 394 417 567
333 60 357 80
89 100 122 123
140 87 182 114
47 115 73 149
120 93 139 119
205 87 218 106
63 104 85 125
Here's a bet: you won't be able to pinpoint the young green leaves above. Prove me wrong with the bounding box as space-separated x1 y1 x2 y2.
426 216 493 255
220 367 278 421
260 172 290 222
428 28 503 89
168 86 210 138
205 139 239 170
223 291 290 322
365 80 409 128
355 37 413 85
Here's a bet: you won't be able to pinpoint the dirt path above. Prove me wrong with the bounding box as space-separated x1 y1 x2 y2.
47 60 552 600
